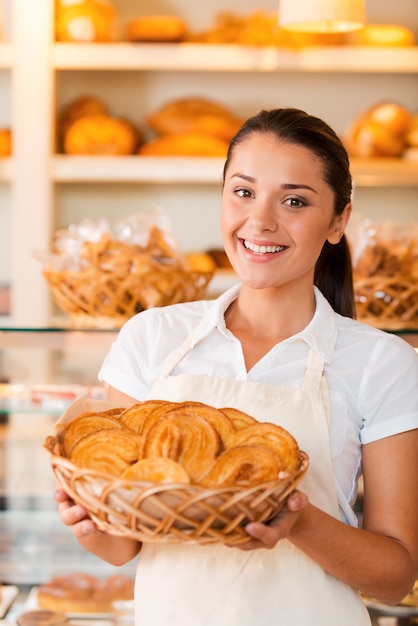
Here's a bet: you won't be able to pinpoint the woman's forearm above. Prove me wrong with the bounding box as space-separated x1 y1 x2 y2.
289 503 416 605
76 526 141 566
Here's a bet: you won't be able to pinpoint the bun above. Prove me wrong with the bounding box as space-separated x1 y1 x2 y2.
37 574 134 614
58 96 109 146
138 131 229 156
346 24 415 47
0 128 12 156
55 0 119 43
17 611 66 626
146 97 243 142
345 101 412 157
127 15 187 43
63 114 141 155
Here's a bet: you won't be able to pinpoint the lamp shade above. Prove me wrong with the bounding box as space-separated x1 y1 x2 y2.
278 0 366 33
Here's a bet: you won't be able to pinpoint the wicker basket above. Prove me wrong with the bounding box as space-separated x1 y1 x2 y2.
44 439 309 546
41 229 214 328
43 264 213 329
354 275 418 330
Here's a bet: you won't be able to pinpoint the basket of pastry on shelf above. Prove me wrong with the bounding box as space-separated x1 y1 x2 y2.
36 212 215 329
43 397 309 546
348 214 418 330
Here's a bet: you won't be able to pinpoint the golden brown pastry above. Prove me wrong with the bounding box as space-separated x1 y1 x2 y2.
185 252 217 274
199 444 283 487
52 399 303 489
0 128 12 156
146 97 243 142
55 0 119 43
17 610 67 626
346 24 415 47
344 101 412 158
37 573 134 614
138 131 229 157
64 114 141 155
221 406 258 431
121 457 190 484
68 428 142 476
144 412 221 482
58 410 126 456
58 96 109 146
127 15 187 43
226 422 300 473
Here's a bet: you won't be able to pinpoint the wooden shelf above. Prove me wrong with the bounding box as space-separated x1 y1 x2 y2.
52 43 418 73
52 155 418 187
0 43 14 69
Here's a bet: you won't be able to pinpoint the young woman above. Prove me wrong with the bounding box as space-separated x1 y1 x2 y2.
56 108 418 626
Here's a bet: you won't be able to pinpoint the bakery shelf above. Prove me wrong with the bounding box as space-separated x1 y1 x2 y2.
53 155 224 184
0 43 13 69
0 158 12 182
52 155 418 187
52 43 418 74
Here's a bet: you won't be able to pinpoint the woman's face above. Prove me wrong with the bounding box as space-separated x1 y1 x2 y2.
221 132 350 291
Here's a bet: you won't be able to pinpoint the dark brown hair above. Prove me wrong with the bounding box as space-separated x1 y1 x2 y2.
223 108 355 318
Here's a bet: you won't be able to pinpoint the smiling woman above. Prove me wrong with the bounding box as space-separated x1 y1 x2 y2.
55 107 418 626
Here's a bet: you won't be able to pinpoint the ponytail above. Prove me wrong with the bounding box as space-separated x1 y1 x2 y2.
314 234 355 318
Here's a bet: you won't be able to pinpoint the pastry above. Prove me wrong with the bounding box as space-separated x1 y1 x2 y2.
346 24 415 47
58 410 126 456
344 101 412 158
221 406 258 431
139 131 229 157
0 128 12 156
68 428 142 476
17 611 67 626
121 457 190 484
146 97 243 141
144 412 221 482
199 444 283 487
226 422 301 473
37 573 134 614
63 114 141 155
53 399 303 488
55 0 119 43
127 15 187 43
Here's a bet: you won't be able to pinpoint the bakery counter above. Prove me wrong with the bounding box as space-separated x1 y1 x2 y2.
1 586 417 626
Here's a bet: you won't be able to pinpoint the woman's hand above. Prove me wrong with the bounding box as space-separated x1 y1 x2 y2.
235 490 309 551
54 484 141 565
54 485 99 539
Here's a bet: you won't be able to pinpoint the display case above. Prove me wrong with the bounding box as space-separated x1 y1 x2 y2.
0 1 417 622
0 0 417 327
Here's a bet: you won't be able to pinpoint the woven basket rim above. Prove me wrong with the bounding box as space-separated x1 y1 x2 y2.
44 438 309 545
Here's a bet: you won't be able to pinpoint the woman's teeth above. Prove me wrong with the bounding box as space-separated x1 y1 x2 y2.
244 240 285 254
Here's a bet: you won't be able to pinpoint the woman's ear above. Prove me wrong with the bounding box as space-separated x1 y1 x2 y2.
327 204 352 245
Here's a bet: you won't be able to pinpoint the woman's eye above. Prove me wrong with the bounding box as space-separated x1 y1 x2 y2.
285 197 306 208
235 188 253 198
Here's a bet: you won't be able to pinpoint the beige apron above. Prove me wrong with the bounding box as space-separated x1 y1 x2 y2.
134 332 371 626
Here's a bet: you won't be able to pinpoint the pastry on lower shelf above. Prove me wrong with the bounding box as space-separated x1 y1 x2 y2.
63 114 141 155
146 97 243 142
58 96 109 146
17 610 67 626
37 573 135 614
138 131 229 157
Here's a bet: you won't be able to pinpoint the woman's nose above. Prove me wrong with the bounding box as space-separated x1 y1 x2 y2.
249 198 278 232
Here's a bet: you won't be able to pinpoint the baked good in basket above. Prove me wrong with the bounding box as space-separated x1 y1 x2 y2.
41 225 214 328
44 399 309 545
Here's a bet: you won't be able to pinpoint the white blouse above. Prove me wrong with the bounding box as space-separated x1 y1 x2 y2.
99 286 418 526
